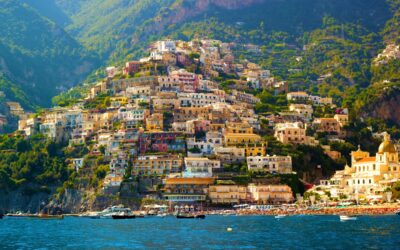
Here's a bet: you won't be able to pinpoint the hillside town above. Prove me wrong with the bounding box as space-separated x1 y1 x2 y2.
15 39 399 209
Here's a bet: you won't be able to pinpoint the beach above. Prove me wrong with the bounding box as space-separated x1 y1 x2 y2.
230 204 400 216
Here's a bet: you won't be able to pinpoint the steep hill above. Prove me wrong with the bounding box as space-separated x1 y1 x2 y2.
2 0 399 109
0 0 98 108
39 0 393 62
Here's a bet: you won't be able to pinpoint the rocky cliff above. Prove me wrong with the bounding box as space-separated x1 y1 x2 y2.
358 85 400 126
133 0 263 42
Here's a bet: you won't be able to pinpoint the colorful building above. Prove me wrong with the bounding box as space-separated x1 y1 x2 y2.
163 177 215 202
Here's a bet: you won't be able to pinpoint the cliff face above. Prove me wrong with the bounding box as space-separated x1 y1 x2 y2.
0 188 55 213
359 85 400 126
134 0 263 41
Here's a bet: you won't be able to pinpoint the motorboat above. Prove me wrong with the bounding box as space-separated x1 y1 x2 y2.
275 215 287 219
79 212 100 219
339 215 357 221
97 206 132 219
157 213 168 217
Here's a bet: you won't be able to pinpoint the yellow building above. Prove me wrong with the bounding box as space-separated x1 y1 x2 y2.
316 132 400 200
223 133 261 147
225 121 254 134
146 113 163 131
132 155 183 176
110 96 128 107
173 106 212 122
347 133 399 197
247 184 293 204
243 143 267 157
334 114 349 127
209 185 248 204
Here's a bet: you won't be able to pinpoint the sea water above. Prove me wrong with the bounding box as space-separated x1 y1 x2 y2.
0 215 399 249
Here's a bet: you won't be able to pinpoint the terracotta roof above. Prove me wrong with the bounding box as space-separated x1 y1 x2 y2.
356 157 376 163
166 177 215 185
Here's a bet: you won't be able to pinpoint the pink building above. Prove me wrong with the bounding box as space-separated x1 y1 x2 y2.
123 61 141 76
170 69 202 93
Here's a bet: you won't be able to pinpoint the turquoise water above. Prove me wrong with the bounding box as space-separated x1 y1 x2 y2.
0 215 399 249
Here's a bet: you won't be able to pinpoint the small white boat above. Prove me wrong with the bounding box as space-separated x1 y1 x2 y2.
98 206 132 219
340 215 357 221
275 215 287 219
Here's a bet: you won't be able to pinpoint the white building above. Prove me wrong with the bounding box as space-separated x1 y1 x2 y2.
183 157 221 177
156 40 176 53
186 132 223 156
178 93 225 107
289 104 313 121
287 92 309 102
71 158 84 172
247 155 293 174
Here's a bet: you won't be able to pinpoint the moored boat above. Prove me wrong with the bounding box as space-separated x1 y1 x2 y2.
98 206 132 219
112 214 136 219
176 213 206 219
79 212 101 219
195 214 206 219
339 215 357 221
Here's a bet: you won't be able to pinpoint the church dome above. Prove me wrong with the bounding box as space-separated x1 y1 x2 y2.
378 133 397 153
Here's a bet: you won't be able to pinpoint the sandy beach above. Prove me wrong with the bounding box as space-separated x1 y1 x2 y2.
231 204 400 216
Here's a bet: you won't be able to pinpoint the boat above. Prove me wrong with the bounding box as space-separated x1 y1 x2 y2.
112 214 136 219
339 215 357 221
79 212 101 219
146 210 157 216
37 214 64 220
275 215 287 219
176 213 206 219
97 206 132 219
395 210 400 216
195 214 206 219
